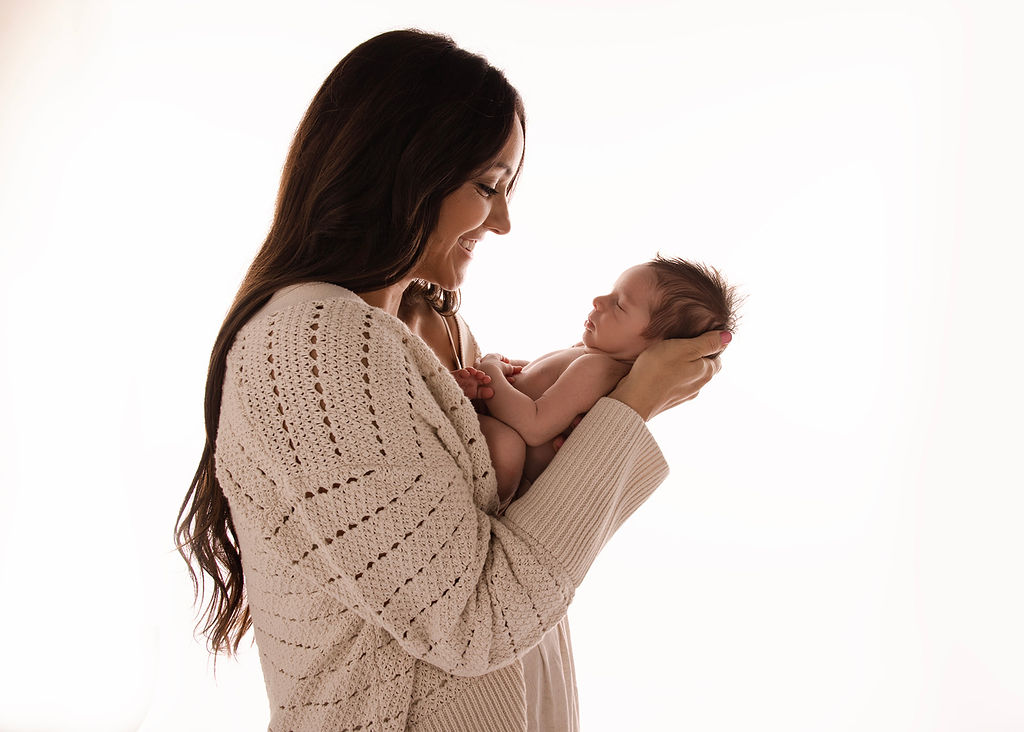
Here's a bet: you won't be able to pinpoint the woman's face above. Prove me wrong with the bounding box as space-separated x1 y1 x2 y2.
414 116 525 291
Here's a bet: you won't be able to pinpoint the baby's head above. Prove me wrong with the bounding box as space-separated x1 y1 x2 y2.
582 255 738 360
642 255 738 356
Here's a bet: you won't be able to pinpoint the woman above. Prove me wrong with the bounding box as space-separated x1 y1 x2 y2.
176 30 727 732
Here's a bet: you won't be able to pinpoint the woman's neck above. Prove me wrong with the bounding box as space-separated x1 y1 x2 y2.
397 288 462 371
357 280 411 317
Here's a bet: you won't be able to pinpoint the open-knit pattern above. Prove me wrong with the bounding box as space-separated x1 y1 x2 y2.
215 284 668 731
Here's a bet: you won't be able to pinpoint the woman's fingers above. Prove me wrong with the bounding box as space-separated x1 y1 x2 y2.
675 330 731 361
637 330 729 366
711 329 732 353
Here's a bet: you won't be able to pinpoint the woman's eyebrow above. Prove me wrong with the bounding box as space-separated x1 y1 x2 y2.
489 162 513 176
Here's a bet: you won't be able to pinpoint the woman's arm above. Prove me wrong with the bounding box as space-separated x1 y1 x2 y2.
232 300 721 678
504 331 730 584
231 300 670 679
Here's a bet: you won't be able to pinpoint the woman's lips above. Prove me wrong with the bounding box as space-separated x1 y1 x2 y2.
584 317 594 331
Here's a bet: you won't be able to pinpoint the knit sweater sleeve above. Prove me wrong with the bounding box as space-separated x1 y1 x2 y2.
229 298 667 679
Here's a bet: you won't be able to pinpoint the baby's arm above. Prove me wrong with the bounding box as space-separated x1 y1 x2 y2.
477 354 625 447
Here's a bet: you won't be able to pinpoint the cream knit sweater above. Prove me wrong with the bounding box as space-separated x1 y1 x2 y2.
215 283 668 731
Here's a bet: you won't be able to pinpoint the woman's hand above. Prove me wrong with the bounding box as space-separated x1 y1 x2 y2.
607 331 731 421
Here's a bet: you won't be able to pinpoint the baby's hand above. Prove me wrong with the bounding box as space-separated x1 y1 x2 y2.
451 367 494 400
477 353 522 383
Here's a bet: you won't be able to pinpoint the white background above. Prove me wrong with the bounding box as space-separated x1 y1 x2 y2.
1 1 1022 730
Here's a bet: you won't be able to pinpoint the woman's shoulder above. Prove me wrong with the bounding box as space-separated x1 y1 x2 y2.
240 282 412 342
245 282 366 327
229 283 427 391
223 282 450 431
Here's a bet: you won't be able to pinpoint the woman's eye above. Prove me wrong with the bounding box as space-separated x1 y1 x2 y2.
476 183 498 198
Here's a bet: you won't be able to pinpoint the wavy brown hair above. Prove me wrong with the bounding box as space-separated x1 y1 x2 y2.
175 29 525 656
641 255 740 355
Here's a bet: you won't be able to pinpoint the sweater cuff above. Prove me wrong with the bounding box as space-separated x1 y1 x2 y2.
503 397 669 587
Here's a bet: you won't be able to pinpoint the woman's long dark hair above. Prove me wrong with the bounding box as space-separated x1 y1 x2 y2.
175 29 525 656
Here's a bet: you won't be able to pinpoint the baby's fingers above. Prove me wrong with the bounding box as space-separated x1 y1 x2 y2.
464 367 491 383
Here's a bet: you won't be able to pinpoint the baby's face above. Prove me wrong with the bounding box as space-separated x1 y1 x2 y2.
581 265 659 360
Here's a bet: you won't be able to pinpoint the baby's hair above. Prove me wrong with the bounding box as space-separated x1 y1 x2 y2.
642 255 739 344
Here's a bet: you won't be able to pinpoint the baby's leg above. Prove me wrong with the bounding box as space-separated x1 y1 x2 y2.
523 442 557 485
477 414 526 506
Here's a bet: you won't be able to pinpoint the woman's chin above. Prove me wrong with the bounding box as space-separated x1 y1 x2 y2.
420 274 463 292
438 266 469 291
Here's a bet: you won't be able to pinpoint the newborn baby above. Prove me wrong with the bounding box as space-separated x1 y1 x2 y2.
458 255 738 507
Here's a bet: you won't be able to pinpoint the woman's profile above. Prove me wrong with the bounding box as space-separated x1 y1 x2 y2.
176 29 727 731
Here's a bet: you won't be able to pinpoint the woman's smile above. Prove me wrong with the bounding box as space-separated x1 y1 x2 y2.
458 237 478 256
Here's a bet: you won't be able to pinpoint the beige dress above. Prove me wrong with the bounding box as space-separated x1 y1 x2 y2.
448 313 580 732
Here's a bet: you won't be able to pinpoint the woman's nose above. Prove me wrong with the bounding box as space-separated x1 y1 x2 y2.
486 195 511 235
593 294 606 310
